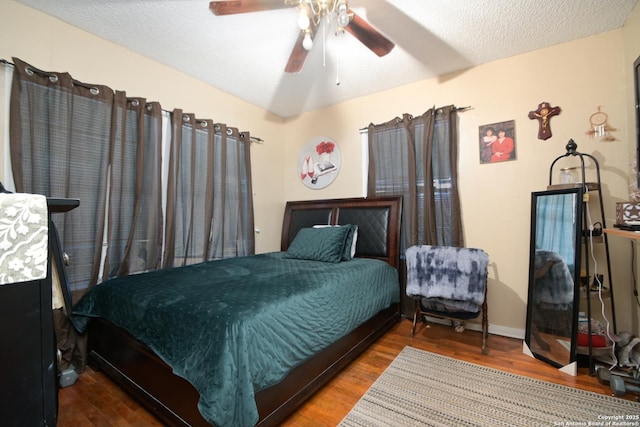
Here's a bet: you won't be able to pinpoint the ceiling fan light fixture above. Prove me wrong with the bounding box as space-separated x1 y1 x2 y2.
302 30 314 50
337 2 350 28
297 5 311 30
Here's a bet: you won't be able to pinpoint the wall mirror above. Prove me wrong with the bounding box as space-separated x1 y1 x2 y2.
525 187 583 370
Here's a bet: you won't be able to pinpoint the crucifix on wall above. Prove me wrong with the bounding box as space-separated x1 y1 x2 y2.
528 102 561 140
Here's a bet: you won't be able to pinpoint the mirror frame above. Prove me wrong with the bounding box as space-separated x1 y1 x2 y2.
635 54 640 190
525 187 583 369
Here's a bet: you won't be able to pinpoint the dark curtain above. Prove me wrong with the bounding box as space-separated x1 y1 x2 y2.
208 124 254 260
10 57 113 300
164 111 254 268
368 105 463 251
10 59 163 299
102 98 163 280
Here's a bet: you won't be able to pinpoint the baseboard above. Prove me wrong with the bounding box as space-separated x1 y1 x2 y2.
423 316 525 340
489 324 525 340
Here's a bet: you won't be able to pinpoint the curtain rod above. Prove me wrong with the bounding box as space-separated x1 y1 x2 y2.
1 59 264 144
358 105 472 132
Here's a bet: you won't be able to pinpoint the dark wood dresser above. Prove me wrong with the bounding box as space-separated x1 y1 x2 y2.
0 197 78 427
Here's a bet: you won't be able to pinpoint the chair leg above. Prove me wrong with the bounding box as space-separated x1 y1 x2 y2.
411 298 420 338
481 299 488 355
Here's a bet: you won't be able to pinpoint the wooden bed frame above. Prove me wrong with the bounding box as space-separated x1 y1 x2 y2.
87 196 402 426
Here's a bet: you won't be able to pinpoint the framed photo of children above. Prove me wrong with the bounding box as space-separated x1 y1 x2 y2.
479 120 516 164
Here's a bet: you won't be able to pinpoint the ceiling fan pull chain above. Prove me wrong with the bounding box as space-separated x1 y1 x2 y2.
335 26 343 86
322 16 327 67
336 49 341 86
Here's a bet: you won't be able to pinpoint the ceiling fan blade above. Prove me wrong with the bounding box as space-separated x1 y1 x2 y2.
285 31 311 74
345 10 395 57
209 0 288 16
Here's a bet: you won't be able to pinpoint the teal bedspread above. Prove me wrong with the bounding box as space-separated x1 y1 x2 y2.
72 252 399 427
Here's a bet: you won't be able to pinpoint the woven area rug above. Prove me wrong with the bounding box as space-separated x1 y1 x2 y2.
340 346 639 426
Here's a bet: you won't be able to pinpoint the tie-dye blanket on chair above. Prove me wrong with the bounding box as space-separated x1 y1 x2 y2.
406 245 489 314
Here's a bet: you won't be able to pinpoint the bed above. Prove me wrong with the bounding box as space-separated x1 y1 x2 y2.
72 196 402 427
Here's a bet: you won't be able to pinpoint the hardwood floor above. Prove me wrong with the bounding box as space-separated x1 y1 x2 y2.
58 319 634 426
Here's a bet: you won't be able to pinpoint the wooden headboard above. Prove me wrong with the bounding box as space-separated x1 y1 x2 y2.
281 196 403 270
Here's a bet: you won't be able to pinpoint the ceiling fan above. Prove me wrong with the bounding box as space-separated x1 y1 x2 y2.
209 0 395 73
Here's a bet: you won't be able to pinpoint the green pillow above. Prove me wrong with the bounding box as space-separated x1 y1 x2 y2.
284 226 350 263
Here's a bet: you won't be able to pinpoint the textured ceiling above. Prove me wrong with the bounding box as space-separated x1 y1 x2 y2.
13 0 638 118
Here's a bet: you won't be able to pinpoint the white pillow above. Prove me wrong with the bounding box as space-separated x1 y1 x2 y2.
313 224 358 259
349 227 358 258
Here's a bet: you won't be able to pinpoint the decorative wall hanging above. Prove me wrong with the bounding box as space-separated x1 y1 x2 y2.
528 102 561 140
585 106 617 142
297 136 341 189
478 120 517 164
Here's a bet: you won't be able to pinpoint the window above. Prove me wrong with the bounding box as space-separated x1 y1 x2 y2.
366 106 463 252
